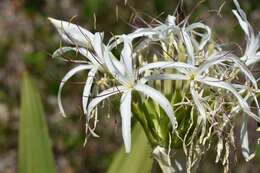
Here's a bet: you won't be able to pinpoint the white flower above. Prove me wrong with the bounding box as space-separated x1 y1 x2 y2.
49 18 125 117
232 0 260 66
145 51 260 124
86 36 177 153
232 0 260 161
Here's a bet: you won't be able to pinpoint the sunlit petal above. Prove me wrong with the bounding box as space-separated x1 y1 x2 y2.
120 91 132 153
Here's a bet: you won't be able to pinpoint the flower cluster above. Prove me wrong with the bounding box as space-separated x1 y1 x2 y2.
49 0 260 172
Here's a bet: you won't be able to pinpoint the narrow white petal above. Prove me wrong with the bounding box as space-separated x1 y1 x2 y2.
198 76 260 122
52 46 102 66
77 48 103 68
82 68 97 115
103 47 128 85
87 86 126 120
108 29 156 49
145 73 189 81
48 17 94 48
93 33 104 59
232 1 251 37
186 22 211 50
181 28 195 65
121 37 133 76
245 55 260 66
190 81 207 123
139 61 195 74
120 91 132 153
58 65 94 117
134 83 177 129
198 52 258 88
240 115 252 161
52 46 77 58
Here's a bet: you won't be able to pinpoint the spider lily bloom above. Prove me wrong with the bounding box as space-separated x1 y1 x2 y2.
145 52 260 127
86 36 177 153
232 0 260 66
232 0 260 161
49 18 124 117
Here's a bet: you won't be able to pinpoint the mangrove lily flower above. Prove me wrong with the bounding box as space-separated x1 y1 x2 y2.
49 18 124 117
232 0 260 66
145 51 260 124
232 0 260 161
50 0 260 171
86 36 177 153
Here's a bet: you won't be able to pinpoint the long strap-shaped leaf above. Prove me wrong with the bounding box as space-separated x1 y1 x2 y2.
19 73 56 173
107 123 153 173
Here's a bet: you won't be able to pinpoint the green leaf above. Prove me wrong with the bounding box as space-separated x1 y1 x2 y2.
107 123 153 173
19 73 56 173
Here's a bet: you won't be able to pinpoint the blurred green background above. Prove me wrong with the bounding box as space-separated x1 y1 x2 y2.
0 0 260 172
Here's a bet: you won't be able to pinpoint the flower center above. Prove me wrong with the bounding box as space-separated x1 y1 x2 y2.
188 72 197 80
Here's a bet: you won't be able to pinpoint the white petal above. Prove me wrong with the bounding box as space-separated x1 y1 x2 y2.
103 47 128 85
198 76 260 122
145 73 189 81
181 28 195 65
52 46 101 66
58 65 94 117
245 55 260 66
87 86 126 120
134 83 177 129
93 33 104 60
198 52 258 88
77 48 103 68
139 61 195 74
108 29 156 49
52 46 77 58
190 81 207 123
120 91 132 153
121 36 133 77
82 68 97 115
186 22 211 50
240 115 254 161
48 17 94 48
232 1 251 38
166 15 176 26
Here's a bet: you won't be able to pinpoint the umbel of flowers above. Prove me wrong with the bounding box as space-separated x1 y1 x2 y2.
49 0 260 172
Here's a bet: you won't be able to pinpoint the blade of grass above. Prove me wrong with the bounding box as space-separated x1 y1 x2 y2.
19 73 56 173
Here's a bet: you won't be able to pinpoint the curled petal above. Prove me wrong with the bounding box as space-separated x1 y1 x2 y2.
181 28 195 65
198 52 258 89
82 68 97 115
58 65 94 117
87 86 126 120
198 76 260 122
186 22 212 50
